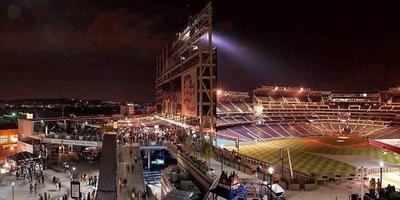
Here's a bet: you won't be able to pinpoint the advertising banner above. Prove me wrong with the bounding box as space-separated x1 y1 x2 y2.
181 68 198 117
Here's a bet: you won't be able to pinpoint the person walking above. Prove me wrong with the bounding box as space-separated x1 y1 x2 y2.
91 190 96 199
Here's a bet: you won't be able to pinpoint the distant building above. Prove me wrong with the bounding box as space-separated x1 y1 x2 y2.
0 129 18 149
120 104 135 116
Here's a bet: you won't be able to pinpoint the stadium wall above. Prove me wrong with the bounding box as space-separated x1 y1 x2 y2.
368 139 400 154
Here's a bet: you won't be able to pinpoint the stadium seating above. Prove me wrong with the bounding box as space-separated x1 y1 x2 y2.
218 123 322 142
217 88 400 141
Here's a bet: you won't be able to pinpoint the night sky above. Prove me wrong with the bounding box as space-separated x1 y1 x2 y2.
1 1 399 102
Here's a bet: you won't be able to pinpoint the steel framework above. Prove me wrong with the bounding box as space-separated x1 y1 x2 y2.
155 2 216 140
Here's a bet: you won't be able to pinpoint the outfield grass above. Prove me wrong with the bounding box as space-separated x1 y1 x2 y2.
226 136 400 178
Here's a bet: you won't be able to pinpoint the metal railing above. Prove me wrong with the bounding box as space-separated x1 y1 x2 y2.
214 147 313 183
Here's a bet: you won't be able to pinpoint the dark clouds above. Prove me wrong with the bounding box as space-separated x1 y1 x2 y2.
0 0 179 102
1 1 400 102
216 1 400 92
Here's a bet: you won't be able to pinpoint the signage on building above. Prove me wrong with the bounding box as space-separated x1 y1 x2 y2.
26 113 33 119
181 68 198 117
46 138 101 147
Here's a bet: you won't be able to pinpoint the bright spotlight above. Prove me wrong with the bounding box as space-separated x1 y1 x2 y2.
254 105 263 116
216 89 223 96
274 86 278 90
380 161 384 168
268 166 274 175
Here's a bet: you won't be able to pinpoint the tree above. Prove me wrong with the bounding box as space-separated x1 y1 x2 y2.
201 142 214 166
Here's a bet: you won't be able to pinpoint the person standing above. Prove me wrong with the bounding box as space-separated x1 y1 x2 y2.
94 176 97 187
377 178 382 191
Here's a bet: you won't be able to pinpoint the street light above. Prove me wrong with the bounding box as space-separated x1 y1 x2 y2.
268 166 274 200
11 182 14 200
379 161 384 186
71 166 77 181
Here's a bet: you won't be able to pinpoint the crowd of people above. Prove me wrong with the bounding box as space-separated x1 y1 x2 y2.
13 161 45 193
367 178 397 199
10 161 59 200
351 178 399 200
116 125 186 146
7 158 99 200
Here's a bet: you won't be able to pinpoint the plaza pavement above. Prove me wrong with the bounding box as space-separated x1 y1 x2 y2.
0 161 99 200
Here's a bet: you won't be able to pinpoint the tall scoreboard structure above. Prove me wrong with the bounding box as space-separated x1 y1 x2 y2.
155 3 216 140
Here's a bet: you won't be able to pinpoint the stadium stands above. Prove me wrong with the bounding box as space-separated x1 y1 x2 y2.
217 87 400 142
217 123 322 142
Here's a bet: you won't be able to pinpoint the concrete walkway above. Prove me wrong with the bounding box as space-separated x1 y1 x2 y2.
117 143 146 200
208 158 253 179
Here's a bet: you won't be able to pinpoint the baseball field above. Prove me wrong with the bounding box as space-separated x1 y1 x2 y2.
226 136 400 178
